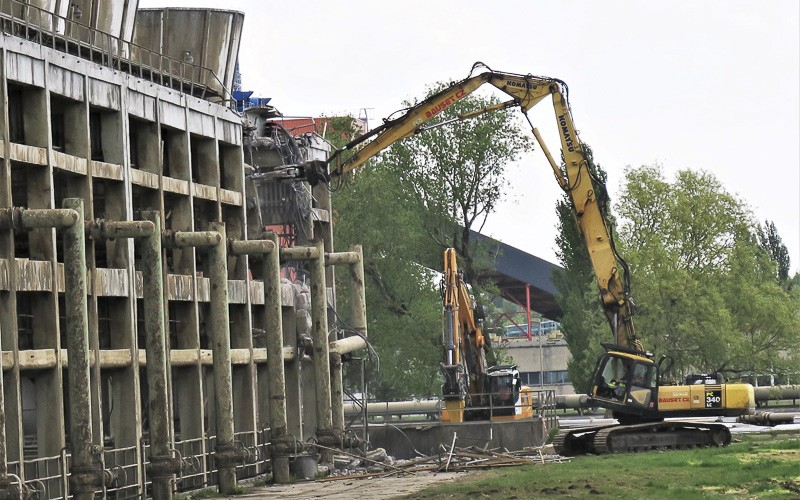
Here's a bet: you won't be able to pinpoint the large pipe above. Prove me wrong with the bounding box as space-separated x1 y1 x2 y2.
141 213 179 499
329 336 368 355
738 412 800 426
228 233 291 484
62 199 101 499
168 230 221 248
207 223 237 494
0 207 78 230
87 220 154 240
754 385 800 402
280 246 320 261
343 400 441 416
310 240 334 464
263 232 291 484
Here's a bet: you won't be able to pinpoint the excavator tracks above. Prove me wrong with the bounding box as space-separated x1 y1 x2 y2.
555 421 731 456
553 424 618 456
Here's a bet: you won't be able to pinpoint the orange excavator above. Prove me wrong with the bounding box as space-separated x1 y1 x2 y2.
440 248 534 422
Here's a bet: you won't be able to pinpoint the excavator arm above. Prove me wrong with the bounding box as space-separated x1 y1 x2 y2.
320 62 639 350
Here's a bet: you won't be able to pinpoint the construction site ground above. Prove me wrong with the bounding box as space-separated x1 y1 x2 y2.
228 471 467 499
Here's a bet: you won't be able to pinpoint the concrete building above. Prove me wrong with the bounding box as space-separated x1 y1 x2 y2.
502 333 575 397
0 3 367 498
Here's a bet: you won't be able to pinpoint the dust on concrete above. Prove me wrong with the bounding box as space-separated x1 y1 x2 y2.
216 471 468 499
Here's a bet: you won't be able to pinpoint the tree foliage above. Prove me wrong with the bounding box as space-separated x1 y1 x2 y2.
555 162 800 388
614 166 799 381
756 220 791 286
332 82 533 399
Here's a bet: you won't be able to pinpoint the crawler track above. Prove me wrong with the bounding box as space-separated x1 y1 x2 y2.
554 421 731 456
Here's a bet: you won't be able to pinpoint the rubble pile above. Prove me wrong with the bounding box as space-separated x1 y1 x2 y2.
315 444 566 481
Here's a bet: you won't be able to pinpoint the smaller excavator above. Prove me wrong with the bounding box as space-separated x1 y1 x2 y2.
440 248 534 422
268 62 755 452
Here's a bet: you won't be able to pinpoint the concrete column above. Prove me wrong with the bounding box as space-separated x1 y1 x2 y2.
310 240 334 464
262 233 291 483
207 222 237 494
141 212 178 499
62 199 101 500
228 235 292 483
348 245 368 340
325 248 367 445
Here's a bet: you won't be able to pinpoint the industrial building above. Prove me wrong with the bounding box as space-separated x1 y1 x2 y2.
0 2 373 498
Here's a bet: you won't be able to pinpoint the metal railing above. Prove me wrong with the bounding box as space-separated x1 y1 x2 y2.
0 0 232 105
4 428 272 498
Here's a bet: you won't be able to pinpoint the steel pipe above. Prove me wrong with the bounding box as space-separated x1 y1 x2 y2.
280 246 320 261
229 239 275 256
88 220 154 240
754 385 800 402
263 232 291 484
141 212 177 500
0 207 79 230
343 400 441 416
329 336 368 355
208 223 237 494
310 240 334 464
738 411 800 426
166 230 221 248
63 199 101 499
325 251 359 266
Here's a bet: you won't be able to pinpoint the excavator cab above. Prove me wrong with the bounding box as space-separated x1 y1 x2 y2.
591 349 660 422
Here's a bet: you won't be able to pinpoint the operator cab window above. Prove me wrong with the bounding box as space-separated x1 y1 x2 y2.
628 362 657 408
596 357 631 402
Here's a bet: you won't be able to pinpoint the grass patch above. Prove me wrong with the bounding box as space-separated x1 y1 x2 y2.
403 433 800 499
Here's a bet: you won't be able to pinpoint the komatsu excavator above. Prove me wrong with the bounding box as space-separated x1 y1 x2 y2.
273 62 754 452
440 248 534 422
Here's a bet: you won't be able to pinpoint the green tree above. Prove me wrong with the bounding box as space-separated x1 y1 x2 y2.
756 220 791 286
614 166 800 380
333 160 442 400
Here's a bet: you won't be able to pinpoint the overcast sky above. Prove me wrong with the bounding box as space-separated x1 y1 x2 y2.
141 0 800 273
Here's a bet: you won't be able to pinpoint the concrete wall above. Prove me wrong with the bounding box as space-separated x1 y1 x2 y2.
0 27 349 496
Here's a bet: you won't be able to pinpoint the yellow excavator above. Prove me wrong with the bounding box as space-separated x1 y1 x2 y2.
281 62 754 452
440 248 534 423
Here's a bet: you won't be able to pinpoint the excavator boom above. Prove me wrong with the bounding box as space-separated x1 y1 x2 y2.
286 62 754 448
326 62 638 350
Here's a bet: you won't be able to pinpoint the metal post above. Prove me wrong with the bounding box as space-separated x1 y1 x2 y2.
310 240 334 464
207 223 237 494
261 233 291 484
538 318 545 392
525 284 532 342
141 212 178 499
62 199 101 500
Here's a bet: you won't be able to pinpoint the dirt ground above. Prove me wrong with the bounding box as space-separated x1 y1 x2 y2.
216 471 467 499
